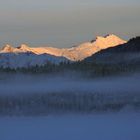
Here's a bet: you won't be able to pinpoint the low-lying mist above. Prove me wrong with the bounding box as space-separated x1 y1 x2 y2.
0 72 140 96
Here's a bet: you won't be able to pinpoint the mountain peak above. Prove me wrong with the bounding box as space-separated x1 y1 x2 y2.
104 34 117 37
85 36 140 64
3 44 12 49
93 34 126 49
96 36 104 40
19 44 29 49
0 44 14 53
18 44 32 52
0 34 127 61
104 34 125 40
96 34 124 40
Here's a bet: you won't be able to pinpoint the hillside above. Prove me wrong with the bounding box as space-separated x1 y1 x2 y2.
84 37 140 64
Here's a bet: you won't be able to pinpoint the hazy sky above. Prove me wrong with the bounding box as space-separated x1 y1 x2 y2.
0 0 140 48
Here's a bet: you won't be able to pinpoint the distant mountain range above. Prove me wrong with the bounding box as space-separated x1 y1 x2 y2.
0 34 126 68
1 34 126 61
85 37 140 64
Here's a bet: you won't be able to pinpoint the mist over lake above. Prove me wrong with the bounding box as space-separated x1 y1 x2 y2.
0 73 140 96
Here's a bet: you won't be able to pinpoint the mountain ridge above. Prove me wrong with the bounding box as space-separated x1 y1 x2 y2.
0 34 126 61
84 36 140 64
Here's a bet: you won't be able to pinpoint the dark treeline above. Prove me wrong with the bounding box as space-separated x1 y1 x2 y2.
0 92 140 116
0 61 140 78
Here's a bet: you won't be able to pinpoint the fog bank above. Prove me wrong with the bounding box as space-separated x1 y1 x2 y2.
0 73 140 96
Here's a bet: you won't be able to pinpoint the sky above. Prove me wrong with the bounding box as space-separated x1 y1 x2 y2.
0 0 140 48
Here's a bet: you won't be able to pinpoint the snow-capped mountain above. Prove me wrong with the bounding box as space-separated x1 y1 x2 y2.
0 34 126 68
0 47 67 68
0 34 126 60
84 36 140 64
60 34 126 61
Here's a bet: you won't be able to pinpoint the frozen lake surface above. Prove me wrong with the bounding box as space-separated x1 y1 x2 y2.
1 113 140 140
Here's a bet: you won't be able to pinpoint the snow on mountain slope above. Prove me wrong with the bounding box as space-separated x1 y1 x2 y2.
0 34 126 68
0 44 19 53
63 34 126 61
32 34 126 61
93 34 126 49
84 36 140 64
0 52 67 69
